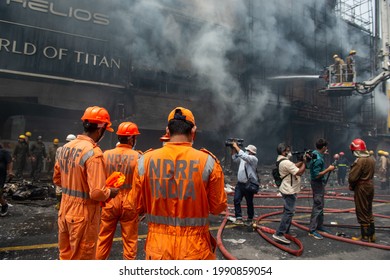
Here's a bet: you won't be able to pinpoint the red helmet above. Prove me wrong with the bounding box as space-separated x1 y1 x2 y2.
116 122 140 136
81 106 113 132
350 138 367 151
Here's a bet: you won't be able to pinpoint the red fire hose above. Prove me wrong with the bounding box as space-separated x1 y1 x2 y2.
254 211 304 256
216 188 390 259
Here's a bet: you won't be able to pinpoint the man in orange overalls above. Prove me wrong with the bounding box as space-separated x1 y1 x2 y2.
96 122 142 260
129 106 227 260
53 106 120 260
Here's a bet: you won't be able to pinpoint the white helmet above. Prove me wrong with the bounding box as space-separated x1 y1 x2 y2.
66 134 76 142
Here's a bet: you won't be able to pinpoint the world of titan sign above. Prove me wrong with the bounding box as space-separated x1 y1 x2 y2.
0 38 121 69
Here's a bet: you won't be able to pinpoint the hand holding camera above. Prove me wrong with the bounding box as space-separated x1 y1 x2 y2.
225 138 244 148
292 149 316 162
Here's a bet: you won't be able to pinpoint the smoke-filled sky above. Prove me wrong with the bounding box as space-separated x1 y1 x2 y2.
106 0 383 154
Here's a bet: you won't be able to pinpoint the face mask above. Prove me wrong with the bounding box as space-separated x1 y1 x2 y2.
287 152 292 159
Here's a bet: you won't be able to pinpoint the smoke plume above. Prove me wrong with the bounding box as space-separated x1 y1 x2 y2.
107 0 378 158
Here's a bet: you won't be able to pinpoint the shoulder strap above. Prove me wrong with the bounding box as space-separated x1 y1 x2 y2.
276 158 288 166
277 158 291 183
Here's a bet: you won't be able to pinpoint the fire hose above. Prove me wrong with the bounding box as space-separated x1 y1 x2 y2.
216 189 390 259
253 210 304 256
216 211 238 260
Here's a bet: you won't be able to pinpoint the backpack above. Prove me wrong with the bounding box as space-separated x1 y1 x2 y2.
272 158 289 187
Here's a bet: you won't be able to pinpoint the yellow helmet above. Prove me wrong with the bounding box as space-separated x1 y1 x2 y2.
384 151 389 157
378 150 385 155
53 138 59 144
349 50 356 55
19 134 26 139
25 131 32 137
333 54 339 59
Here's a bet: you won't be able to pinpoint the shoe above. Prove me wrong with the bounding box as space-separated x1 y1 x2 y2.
234 218 244 225
0 204 9 217
245 219 253 226
286 231 297 238
272 234 291 244
317 227 331 234
308 230 323 240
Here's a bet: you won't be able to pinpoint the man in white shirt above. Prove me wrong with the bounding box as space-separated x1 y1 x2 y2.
272 143 307 244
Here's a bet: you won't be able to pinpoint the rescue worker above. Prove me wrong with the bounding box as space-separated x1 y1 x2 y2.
377 150 388 190
47 138 59 175
332 153 339 186
12 135 30 180
346 49 356 82
24 131 32 174
53 106 120 260
337 151 349 186
333 54 345 83
29 136 47 182
128 106 227 260
0 143 14 216
96 122 142 260
25 131 32 143
348 139 376 242
53 134 76 210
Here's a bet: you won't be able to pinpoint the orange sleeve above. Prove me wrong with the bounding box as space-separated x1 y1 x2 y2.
53 161 61 186
128 159 145 215
207 162 227 215
87 154 111 201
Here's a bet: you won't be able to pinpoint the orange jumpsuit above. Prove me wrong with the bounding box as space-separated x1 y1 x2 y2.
53 135 111 260
129 142 227 260
96 144 141 260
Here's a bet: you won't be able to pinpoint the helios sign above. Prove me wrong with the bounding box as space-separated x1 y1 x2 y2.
0 0 127 87
5 0 110 26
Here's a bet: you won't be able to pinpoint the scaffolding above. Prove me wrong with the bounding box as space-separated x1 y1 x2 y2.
335 0 379 135
335 0 374 34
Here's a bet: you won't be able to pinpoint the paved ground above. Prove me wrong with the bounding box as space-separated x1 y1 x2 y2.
0 174 389 261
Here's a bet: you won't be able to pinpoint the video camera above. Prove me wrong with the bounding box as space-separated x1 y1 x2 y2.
225 138 244 147
291 149 317 162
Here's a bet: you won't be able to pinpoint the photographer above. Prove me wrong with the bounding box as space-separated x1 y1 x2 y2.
272 143 307 244
308 138 335 240
231 140 258 225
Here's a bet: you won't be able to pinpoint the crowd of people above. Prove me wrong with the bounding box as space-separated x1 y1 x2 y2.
253 137 379 245
1 104 387 259
51 105 226 260
10 132 75 182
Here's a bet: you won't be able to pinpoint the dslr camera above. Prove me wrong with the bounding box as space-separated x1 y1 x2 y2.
292 149 317 162
225 138 244 147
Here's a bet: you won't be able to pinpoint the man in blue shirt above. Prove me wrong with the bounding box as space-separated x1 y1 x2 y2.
231 141 258 225
308 138 335 240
